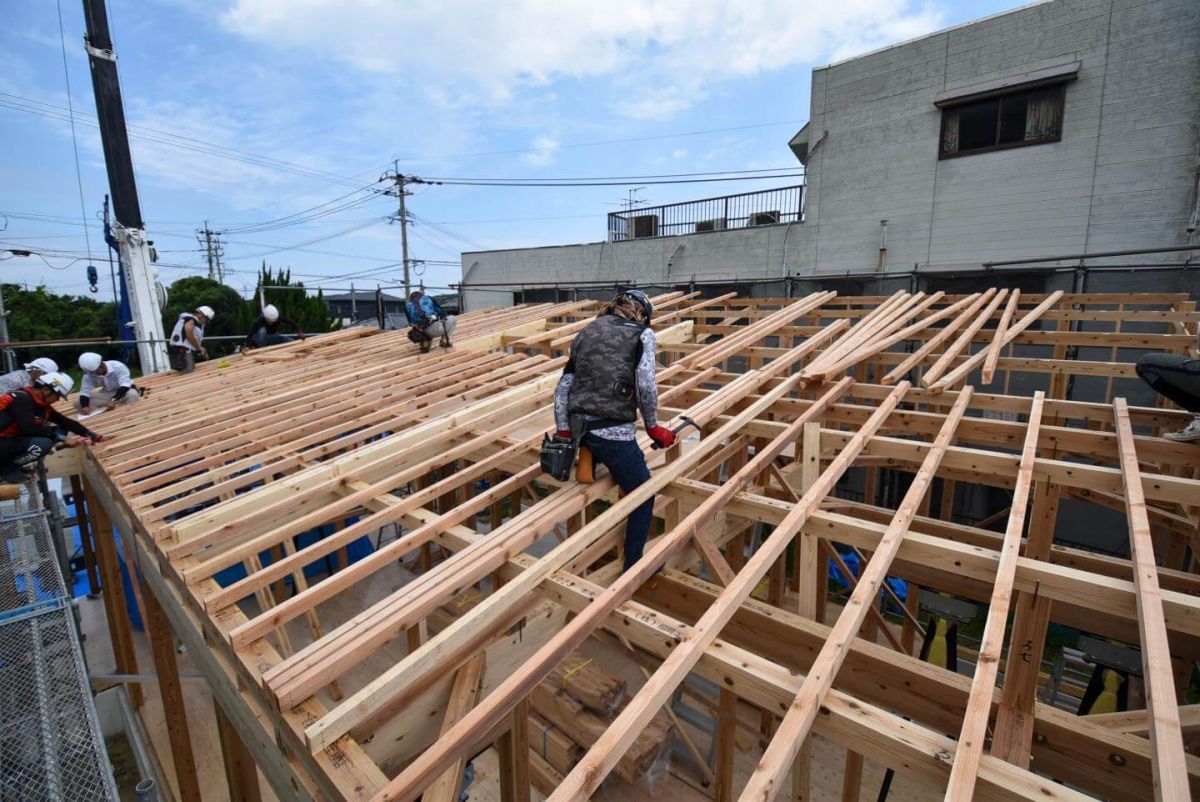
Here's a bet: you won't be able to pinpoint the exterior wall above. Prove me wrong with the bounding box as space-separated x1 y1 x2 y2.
462 0 1199 308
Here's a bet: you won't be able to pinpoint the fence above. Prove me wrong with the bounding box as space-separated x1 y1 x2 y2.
607 185 804 241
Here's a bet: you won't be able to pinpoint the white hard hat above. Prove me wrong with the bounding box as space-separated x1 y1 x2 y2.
78 352 103 372
263 304 280 323
196 305 215 321
24 357 58 375
35 372 74 398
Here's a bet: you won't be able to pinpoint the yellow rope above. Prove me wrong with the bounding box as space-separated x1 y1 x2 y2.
560 658 593 689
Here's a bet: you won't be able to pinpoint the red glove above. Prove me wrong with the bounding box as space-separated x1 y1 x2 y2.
554 429 571 440
648 425 676 449
298 331 307 340
90 433 106 444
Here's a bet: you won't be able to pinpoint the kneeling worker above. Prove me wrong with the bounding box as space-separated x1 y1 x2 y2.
0 372 101 483
77 353 142 415
168 305 214 372
405 291 456 352
552 289 676 571
1136 330 1200 441
0 357 58 395
245 304 305 349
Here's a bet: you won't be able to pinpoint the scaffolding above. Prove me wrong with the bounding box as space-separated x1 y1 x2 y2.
0 508 118 801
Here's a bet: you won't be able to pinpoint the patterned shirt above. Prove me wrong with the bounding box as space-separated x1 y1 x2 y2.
554 327 658 441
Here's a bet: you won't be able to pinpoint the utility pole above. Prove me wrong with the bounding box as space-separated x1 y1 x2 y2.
391 162 413 297
82 0 168 373
196 221 225 282
0 284 14 374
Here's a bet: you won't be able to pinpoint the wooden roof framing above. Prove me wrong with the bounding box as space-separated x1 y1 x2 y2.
64 288 1200 801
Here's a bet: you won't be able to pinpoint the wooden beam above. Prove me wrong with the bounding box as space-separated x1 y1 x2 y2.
143 582 203 802
739 386 973 802
1114 398 1189 801
543 382 910 801
945 392 1044 799
215 702 263 802
424 655 486 802
83 476 142 708
369 378 858 800
981 290 1020 384
717 688 739 802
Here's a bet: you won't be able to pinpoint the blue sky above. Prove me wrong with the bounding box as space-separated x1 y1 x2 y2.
2 0 1019 299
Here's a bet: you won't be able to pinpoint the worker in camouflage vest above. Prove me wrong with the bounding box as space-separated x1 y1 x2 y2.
552 289 676 570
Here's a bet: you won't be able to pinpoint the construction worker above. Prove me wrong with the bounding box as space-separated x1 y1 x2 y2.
1137 349 1200 441
244 303 305 349
77 353 142 415
0 372 101 483
0 357 59 394
552 289 675 571
168 305 214 373
405 291 456 353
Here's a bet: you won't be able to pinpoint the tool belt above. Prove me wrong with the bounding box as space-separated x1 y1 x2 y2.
539 434 576 482
539 413 597 482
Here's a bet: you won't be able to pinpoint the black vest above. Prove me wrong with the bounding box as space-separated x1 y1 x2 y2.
567 314 645 424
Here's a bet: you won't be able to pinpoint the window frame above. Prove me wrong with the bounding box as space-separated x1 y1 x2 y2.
938 82 1067 160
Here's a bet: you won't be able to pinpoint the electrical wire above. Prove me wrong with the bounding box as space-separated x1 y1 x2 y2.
412 173 805 187
0 92 367 188
56 0 95 274
419 166 804 182
392 119 804 163
220 184 387 235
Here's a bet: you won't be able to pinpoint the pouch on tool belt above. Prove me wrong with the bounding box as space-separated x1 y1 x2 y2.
540 434 576 482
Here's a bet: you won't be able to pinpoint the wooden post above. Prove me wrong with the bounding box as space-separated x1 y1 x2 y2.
717 688 738 802
215 702 263 802
143 584 203 802
841 750 863 802
69 474 100 595
511 697 532 802
991 481 1061 766
83 477 142 707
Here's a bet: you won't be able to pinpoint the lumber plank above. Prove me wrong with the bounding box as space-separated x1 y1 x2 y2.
944 391 1044 800
1114 398 1190 801
738 386 973 802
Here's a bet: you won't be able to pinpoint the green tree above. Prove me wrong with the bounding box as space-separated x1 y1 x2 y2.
250 264 339 334
162 276 249 357
2 283 122 379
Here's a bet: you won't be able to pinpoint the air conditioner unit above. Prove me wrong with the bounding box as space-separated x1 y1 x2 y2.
751 211 781 226
695 218 727 232
631 215 659 238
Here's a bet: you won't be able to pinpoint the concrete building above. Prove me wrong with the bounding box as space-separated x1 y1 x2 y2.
461 0 1199 310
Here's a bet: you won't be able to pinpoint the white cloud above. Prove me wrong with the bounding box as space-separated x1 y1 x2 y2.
520 136 560 167
221 0 945 118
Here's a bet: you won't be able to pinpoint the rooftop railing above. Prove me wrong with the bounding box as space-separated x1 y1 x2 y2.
607 184 804 242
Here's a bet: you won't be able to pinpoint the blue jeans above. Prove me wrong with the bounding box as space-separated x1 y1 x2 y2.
1137 353 1200 413
582 433 653 571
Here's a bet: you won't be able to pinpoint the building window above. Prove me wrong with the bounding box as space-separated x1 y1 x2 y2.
939 85 1065 159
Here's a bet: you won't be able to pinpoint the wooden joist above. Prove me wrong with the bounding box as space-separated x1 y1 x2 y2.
65 291 1200 802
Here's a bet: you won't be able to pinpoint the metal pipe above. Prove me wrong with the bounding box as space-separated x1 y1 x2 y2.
981 244 1197 267
134 778 158 802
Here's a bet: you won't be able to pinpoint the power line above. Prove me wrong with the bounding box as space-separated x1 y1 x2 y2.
389 119 805 163
0 92 368 188
420 166 804 182
409 172 805 188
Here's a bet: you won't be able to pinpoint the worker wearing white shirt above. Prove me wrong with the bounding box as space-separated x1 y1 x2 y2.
0 357 59 395
77 353 142 415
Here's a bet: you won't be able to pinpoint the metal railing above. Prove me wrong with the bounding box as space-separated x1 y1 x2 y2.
607 184 804 241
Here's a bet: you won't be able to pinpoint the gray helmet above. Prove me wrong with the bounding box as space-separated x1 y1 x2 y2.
617 288 653 321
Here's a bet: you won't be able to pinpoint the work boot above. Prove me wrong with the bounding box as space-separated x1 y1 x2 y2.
1164 415 1200 442
440 337 451 348
419 339 432 354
